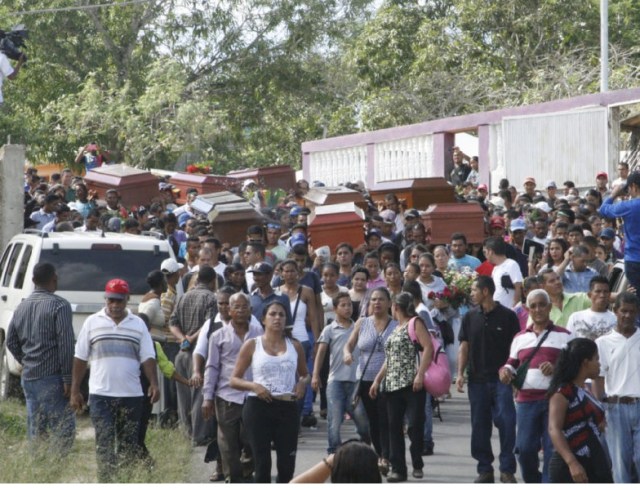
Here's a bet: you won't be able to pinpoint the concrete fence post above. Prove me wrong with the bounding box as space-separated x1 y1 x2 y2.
0 144 26 251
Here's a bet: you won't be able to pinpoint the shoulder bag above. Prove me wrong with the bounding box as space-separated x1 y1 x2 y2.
511 328 551 390
407 316 452 398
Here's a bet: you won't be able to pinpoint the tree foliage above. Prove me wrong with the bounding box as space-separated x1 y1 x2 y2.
0 0 639 170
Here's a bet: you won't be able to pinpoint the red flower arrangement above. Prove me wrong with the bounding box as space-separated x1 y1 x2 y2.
186 163 211 174
428 286 467 309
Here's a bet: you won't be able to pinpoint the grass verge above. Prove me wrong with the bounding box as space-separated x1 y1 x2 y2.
0 399 192 483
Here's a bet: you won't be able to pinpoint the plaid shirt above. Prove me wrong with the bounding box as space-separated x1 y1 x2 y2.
169 284 217 337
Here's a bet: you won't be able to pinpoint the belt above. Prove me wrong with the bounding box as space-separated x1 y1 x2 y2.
604 396 640 404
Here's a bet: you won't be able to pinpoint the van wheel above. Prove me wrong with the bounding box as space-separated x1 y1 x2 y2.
0 346 22 401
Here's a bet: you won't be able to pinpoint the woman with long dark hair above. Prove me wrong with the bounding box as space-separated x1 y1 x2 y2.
538 238 569 275
230 301 309 483
343 287 396 476
370 292 433 482
547 338 612 483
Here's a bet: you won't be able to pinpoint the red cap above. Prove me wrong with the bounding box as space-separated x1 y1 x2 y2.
105 278 130 299
477 184 488 192
596 171 608 180
489 216 505 229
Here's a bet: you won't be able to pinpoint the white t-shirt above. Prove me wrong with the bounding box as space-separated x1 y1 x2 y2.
492 258 523 308
75 309 156 397
0 53 14 104
565 309 616 341
596 328 640 397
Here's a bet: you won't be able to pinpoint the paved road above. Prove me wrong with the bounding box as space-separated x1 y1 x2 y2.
188 388 513 483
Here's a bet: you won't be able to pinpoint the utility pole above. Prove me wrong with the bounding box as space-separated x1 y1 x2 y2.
601 0 608 92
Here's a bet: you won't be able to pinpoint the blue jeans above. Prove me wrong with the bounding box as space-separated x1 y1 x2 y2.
300 338 314 416
516 399 553 483
468 380 516 474
423 392 433 451
21 374 75 454
326 380 370 454
625 260 640 302
604 401 640 483
89 394 144 483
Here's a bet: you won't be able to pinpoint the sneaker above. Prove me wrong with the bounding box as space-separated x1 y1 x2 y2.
500 472 517 483
474 472 495 483
412 468 424 479
386 472 407 483
421 446 434 456
301 414 317 427
209 471 225 482
320 409 328 419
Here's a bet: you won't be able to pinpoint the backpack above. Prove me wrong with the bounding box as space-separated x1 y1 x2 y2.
407 316 452 398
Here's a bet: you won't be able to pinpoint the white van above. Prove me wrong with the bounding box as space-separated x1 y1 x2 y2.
0 230 178 399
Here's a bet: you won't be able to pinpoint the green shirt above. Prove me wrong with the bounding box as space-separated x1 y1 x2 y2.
155 341 176 379
550 293 591 327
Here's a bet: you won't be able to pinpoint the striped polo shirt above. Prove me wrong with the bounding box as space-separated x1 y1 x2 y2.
503 323 572 402
75 308 155 397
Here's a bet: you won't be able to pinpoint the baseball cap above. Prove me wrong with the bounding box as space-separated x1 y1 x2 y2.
404 209 420 219
379 209 396 223
535 202 552 213
366 228 382 239
161 258 184 275
596 171 608 180
178 213 190 227
510 218 526 232
488 196 505 208
545 180 557 189
477 184 488 192
289 233 307 248
242 179 257 190
248 262 274 275
523 177 536 185
105 278 130 299
599 228 616 240
489 216 505 229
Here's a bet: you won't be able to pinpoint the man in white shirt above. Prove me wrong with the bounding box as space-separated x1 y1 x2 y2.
484 237 523 308
0 51 24 105
70 279 159 482
593 292 640 483
565 276 615 340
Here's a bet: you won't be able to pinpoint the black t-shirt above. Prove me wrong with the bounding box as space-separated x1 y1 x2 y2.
459 303 520 383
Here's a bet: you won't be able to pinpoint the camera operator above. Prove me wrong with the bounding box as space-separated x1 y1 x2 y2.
0 50 24 105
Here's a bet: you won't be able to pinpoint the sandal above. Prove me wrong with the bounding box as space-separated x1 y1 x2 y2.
378 458 390 476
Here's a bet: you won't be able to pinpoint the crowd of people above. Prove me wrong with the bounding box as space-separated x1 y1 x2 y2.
6 152 640 484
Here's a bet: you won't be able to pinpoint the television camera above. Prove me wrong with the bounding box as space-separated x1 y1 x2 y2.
0 24 28 63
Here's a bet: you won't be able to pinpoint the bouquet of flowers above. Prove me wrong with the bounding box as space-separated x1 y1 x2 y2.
428 267 477 309
186 163 212 174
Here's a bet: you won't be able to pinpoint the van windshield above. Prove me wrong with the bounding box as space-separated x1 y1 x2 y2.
40 249 171 294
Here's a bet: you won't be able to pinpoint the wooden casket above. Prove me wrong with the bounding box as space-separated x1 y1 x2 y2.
190 191 245 216
421 202 486 245
84 164 159 208
170 173 240 205
227 165 296 192
303 186 368 212
370 178 456 211
207 201 264 245
307 202 365 252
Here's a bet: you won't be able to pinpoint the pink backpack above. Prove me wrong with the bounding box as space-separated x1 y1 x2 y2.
408 317 452 398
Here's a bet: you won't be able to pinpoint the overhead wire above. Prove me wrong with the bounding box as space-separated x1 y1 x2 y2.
5 0 157 17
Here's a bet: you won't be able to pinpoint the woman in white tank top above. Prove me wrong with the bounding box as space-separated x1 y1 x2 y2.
276 260 320 341
231 301 309 483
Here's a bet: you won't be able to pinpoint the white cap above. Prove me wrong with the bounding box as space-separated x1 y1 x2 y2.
161 258 184 274
534 201 552 213
242 179 257 190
